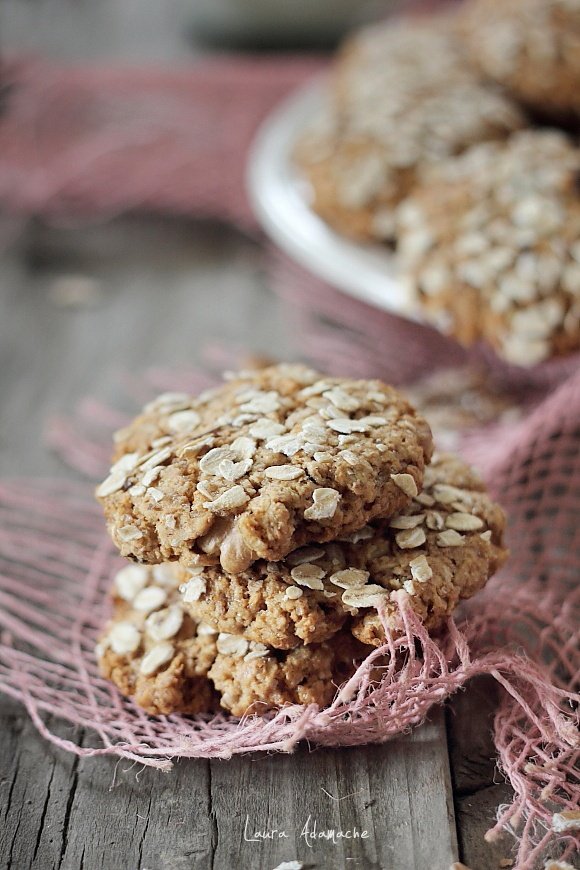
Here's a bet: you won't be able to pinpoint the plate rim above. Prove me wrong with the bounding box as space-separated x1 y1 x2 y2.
246 77 422 320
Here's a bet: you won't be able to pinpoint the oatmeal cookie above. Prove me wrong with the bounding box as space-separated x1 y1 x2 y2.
459 0 580 118
97 563 217 716
96 364 433 573
294 16 525 242
208 630 370 717
349 453 507 647
97 564 372 717
178 556 349 649
395 130 580 366
179 453 507 650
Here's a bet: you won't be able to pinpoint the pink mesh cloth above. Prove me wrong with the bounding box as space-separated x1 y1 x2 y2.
0 56 323 227
0 57 579 870
1 361 578 869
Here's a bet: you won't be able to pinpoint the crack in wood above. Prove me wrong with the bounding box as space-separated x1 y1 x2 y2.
136 793 153 870
4 746 23 870
32 764 56 864
57 754 80 870
208 762 219 870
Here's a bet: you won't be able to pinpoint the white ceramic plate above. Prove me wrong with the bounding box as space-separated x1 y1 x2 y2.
247 78 422 319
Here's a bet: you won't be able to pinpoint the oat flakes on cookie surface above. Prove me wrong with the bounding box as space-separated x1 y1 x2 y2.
179 453 506 650
459 0 580 118
396 130 580 366
97 563 217 716
178 555 349 650
96 364 433 573
294 16 525 242
97 563 372 717
350 453 507 647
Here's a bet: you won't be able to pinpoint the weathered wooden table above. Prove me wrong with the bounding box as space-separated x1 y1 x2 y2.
0 5 514 868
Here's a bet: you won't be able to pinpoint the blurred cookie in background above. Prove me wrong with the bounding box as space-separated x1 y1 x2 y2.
458 0 580 120
405 367 523 453
294 15 526 242
395 130 580 367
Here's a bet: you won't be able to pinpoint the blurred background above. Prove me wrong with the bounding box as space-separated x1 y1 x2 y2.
1 0 400 56
0 0 439 421
1 10 579 870
0 0 425 475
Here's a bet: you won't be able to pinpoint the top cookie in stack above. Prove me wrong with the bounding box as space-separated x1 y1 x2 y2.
459 0 580 120
96 364 433 574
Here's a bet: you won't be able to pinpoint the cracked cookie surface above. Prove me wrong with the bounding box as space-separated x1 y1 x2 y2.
96 364 433 573
179 453 507 650
208 630 371 717
178 556 349 649
96 564 371 717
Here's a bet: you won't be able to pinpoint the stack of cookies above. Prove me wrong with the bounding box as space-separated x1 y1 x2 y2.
95 364 507 717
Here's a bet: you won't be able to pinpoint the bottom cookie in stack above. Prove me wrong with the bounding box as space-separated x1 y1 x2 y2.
97 563 371 717
96 453 508 718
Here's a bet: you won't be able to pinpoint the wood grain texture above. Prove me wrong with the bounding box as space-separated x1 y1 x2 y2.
0 695 457 870
0 698 81 870
207 711 457 870
446 677 516 869
0 217 465 870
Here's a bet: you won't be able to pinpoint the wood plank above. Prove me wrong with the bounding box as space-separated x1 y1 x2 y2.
0 216 459 869
0 705 458 870
0 697 80 870
208 708 457 870
446 676 515 870
58 740 214 870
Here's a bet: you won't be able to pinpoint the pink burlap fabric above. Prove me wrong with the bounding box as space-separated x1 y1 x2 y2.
0 58 578 869
0 56 324 227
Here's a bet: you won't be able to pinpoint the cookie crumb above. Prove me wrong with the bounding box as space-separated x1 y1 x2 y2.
551 809 580 832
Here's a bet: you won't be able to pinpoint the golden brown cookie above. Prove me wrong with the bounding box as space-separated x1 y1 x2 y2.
96 563 217 716
208 630 370 717
395 130 580 366
294 16 525 242
459 0 580 119
179 453 507 650
178 556 349 649
349 454 507 646
96 564 372 717
96 364 433 573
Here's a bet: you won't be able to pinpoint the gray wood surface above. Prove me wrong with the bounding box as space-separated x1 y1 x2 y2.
0 3 515 867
